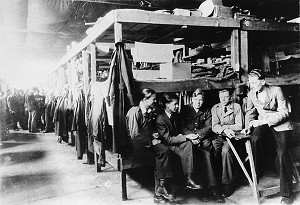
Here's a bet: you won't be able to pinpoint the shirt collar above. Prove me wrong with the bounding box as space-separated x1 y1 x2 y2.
139 101 147 115
165 110 172 118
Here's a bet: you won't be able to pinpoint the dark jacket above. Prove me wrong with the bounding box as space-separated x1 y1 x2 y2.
155 111 187 151
180 104 213 140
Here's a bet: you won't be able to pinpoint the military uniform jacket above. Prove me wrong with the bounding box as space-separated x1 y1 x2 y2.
211 102 244 135
180 104 213 140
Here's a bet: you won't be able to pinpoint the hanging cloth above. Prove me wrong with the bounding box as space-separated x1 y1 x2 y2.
106 42 135 153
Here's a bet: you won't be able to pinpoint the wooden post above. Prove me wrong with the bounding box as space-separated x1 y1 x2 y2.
90 43 97 82
59 66 65 92
240 30 249 83
114 22 122 43
231 29 240 73
82 50 89 94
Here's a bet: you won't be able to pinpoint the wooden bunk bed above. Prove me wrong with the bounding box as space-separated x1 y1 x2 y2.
55 9 300 202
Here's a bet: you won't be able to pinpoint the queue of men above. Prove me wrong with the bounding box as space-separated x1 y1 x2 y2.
3 87 53 134
126 69 295 204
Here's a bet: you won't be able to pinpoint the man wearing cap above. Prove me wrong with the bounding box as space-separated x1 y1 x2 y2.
211 89 244 198
242 69 294 204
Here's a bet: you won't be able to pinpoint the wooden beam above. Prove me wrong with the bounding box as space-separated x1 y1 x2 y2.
240 30 248 83
135 78 239 93
114 9 240 28
231 29 240 72
57 11 115 67
114 22 122 43
82 50 90 93
90 43 97 83
241 20 300 32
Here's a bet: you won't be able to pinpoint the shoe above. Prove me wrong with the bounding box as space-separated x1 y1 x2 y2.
155 180 175 201
210 187 225 203
222 184 234 198
281 196 293 204
154 194 167 204
185 178 202 190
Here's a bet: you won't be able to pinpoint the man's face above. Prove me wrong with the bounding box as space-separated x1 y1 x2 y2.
219 91 231 106
145 94 157 108
166 99 179 113
248 76 265 92
192 94 204 110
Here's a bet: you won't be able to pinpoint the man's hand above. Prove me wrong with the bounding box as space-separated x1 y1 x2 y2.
249 120 266 128
223 129 235 139
186 134 199 140
152 139 161 145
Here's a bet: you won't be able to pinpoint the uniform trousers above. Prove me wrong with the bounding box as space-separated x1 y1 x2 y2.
212 136 236 185
169 140 194 175
195 139 218 187
132 142 173 186
251 125 293 197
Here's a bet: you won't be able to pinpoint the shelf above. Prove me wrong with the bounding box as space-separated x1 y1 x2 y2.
266 73 300 86
241 20 300 32
135 78 239 93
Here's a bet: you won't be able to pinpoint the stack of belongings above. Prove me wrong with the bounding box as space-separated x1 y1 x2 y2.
191 55 236 81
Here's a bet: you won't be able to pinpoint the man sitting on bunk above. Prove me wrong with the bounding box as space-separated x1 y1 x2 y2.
211 89 244 198
126 88 174 203
155 93 201 192
180 88 225 203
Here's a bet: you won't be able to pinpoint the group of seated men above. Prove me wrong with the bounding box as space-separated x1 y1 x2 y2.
126 69 295 204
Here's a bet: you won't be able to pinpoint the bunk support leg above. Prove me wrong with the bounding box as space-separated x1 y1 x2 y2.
94 149 101 172
121 168 128 200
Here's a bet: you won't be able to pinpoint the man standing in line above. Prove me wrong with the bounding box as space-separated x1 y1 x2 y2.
242 69 294 204
180 88 225 203
155 93 201 191
211 89 244 197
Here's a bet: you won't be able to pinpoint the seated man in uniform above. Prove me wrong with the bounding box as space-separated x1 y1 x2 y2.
180 88 225 203
241 69 294 204
126 88 174 203
211 89 244 197
155 93 201 192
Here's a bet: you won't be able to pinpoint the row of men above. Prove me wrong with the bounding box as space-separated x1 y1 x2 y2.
5 88 54 133
126 69 294 204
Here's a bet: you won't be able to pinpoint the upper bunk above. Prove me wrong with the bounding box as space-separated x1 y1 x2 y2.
56 9 300 92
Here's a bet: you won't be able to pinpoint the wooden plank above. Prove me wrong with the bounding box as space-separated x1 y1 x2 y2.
266 73 300 86
82 50 90 94
135 78 239 93
240 30 248 83
57 11 115 67
241 20 300 32
114 9 240 28
90 43 97 83
114 22 122 43
105 150 121 171
231 29 240 72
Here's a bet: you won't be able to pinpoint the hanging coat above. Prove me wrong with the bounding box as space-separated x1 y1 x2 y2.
72 89 87 158
106 42 135 153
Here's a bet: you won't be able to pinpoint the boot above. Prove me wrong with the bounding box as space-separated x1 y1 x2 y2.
155 179 175 201
185 174 202 190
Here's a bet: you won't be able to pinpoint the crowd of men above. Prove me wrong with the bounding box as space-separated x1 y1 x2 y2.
126 69 295 204
1 87 54 134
